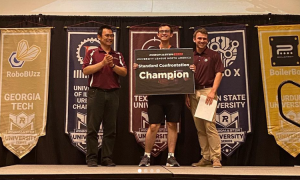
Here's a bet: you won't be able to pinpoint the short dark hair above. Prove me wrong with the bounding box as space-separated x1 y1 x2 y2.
158 24 173 34
193 27 208 38
98 25 112 36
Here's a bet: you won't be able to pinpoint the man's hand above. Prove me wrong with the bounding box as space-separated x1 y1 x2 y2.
190 64 196 72
103 54 113 66
205 91 215 105
133 63 139 70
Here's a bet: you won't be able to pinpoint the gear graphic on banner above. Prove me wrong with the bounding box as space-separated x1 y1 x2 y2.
76 37 100 64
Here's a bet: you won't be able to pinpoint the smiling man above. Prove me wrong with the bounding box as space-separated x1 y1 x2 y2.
186 27 224 168
134 24 195 167
82 25 127 167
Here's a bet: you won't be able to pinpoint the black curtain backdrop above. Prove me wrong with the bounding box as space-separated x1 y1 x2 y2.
0 14 300 167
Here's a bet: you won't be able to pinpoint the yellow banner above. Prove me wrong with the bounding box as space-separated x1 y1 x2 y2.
258 25 300 157
0 28 51 158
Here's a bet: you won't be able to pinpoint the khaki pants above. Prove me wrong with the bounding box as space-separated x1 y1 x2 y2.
189 88 221 161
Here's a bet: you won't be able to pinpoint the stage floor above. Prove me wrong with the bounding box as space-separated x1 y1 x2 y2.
0 165 300 180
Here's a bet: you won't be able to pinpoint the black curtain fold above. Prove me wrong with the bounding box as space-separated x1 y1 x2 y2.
0 14 300 167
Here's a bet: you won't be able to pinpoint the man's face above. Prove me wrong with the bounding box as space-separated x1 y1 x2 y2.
98 28 114 47
157 26 173 41
194 32 208 50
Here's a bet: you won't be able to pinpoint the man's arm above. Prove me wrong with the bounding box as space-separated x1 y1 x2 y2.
83 61 105 75
206 72 222 105
83 54 112 75
111 64 127 77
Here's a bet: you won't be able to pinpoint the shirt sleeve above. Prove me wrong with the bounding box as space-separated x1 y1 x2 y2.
116 52 127 68
82 49 95 70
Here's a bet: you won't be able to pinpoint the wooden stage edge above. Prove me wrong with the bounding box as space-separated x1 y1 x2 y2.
0 165 300 180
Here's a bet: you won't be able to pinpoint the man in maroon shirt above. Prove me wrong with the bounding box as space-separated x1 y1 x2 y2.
82 25 127 167
186 28 224 168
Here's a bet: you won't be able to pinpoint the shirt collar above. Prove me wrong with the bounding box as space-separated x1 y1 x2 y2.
98 46 115 54
194 47 208 56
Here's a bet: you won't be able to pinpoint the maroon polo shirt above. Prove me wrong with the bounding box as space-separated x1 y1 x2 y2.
193 47 224 86
82 46 126 89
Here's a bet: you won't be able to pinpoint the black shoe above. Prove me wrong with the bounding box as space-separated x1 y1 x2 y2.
139 155 150 167
87 160 98 167
166 156 180 167
101 158 116 166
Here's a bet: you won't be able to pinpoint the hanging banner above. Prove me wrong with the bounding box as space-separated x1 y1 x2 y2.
134 48 194 95
65 27 117 154
129 27 180 157
195 25 251 156
258 25 300 157
0 28 51 158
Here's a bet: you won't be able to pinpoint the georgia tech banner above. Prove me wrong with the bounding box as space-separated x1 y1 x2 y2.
0 28 51 158
258 25 300 157
65 27 117 154
197 25 251 156
129 27 179 157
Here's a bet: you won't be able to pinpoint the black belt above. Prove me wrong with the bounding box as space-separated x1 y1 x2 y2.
90 87 118 92
195 85 212 90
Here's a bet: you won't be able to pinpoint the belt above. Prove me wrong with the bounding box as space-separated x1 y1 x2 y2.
90 87 118 92
195 85 212 90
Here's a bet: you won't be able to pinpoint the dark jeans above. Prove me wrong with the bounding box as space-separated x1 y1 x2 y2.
86 88 119 163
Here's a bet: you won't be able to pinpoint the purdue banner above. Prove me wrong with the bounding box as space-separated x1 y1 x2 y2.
65 27 117 154
0 28 51 158
129 27 179 156
197 25 251 156
258 25 300 157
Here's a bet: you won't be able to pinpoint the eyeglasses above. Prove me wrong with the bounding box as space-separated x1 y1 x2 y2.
158 30 171 34
103 34 114 38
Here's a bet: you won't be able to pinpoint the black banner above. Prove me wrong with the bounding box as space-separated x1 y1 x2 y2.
134 48 194 95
